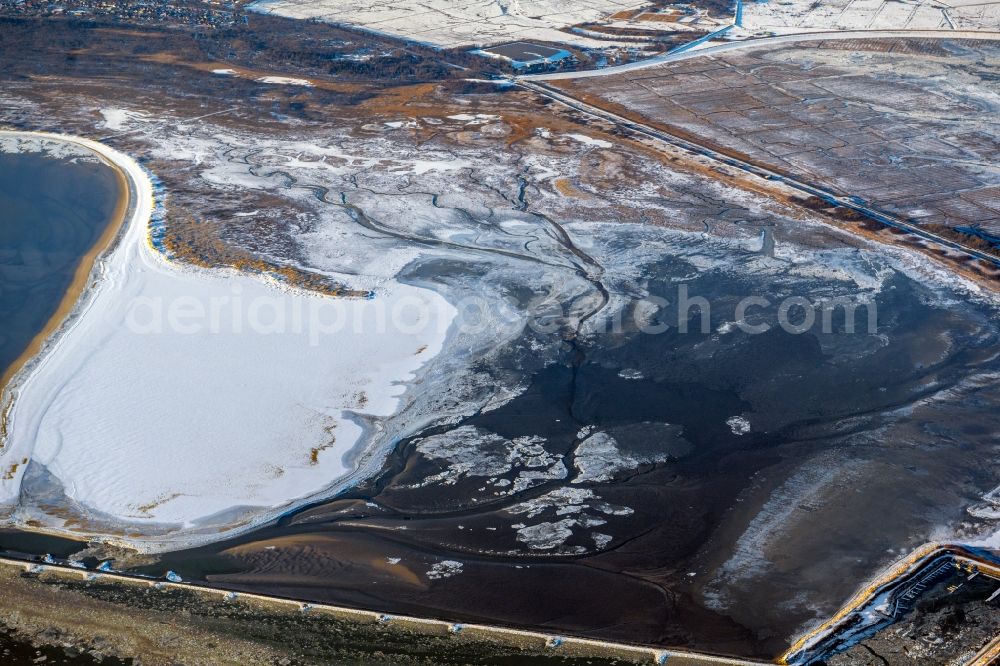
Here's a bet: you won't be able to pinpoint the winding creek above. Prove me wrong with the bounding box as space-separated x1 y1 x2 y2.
1 131 999 662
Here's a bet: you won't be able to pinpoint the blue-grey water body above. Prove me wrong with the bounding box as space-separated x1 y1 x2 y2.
0 151 120 378
149 241 1000 659
2 164 997 660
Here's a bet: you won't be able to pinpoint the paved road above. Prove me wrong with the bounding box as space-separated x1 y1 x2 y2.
524 29 1000 81
516 79 1000 269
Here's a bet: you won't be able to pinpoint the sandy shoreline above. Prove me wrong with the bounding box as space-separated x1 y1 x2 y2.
0 555 768 666
0 131 134 437
0 130 459 553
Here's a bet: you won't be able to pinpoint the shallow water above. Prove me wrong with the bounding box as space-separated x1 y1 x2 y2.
140 230 1000 658
2 165 998 659
0 151 120 378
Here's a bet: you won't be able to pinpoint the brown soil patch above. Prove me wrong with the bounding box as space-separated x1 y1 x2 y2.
554 177 588 198
609 9 643 20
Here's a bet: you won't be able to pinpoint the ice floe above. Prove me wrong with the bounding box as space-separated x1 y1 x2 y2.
726 416 751 436
0 132 456 550
426 560 463 579
409 426 567 493
257 75 314 86
506 487 633 552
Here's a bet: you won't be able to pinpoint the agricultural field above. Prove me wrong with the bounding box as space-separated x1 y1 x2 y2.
248 0 652 47
738 0 1000 35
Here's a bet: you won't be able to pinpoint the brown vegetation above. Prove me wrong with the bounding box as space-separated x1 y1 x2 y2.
923 224 1000 258
0 14 505 88
158 211 369 298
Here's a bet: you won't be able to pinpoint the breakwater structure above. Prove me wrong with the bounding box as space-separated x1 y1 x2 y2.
780 542 1000 665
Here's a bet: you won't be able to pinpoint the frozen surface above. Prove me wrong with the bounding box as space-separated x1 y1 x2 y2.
256 76 314 86
1 72 998 646
410 426 567 494
572 429 678 483
507 487 633 553
248 0 647 47
99 108 150 132
738 0 1000 35
0 132 455 549
0 134 101 163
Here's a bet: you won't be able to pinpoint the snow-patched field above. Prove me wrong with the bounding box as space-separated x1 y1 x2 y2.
0 133 455 549
249 0 646 47
739 0 1000 35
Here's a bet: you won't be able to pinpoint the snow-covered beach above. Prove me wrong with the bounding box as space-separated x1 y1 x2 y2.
0 132 128 392
0 132 456 551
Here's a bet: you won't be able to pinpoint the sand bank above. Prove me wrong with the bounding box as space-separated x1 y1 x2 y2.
0 556 765 665
0 132 129 401
0 132 457 551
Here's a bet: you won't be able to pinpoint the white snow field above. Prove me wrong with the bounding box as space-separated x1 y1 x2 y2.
0 132 455 549
738 0 1000 35
248 0 646 47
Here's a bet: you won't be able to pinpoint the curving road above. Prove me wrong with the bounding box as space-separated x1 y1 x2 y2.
524 29 1000 81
